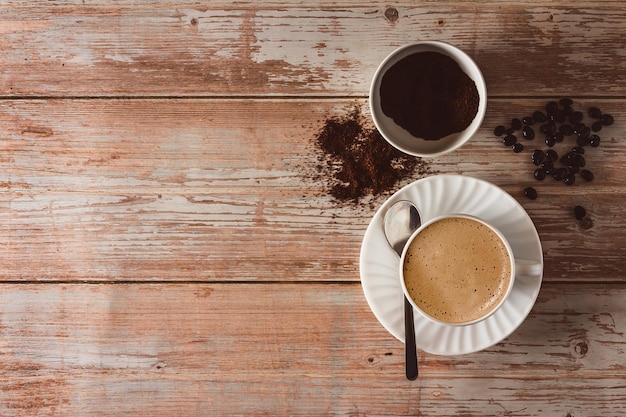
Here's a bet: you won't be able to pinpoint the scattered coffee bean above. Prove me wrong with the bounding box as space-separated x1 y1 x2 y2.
578 126 591 141
534 168 546 180
588 107 602 118
591 120 603 132
503 134 517 146
580 169 594 181
568 165 580 174
532 149 545 165
576 135 591 147
540 123 556 135
574 205 587 220
563 173 576 185
560 152 575 166
574 154 585 167
494 99 614 218
524 186 537 200
522 125 535 140
569 111 584 124
601 113 614 126
559 124 574 136
533 111 547 123
546 101 559 114
553 167 567 181
545 149 559 161
573 122 586 134
553 131 564 142
541 159 554 172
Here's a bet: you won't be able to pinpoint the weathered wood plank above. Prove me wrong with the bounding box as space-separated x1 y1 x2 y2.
1 3 625 97
1 98 624 282
0 283 624 415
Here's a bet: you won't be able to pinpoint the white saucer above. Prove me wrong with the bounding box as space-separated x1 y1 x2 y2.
360 175 543 355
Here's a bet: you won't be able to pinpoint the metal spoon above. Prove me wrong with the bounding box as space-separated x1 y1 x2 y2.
383 200 421 380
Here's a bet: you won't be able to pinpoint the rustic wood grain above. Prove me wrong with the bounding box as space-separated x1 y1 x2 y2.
0 283 624 416
1 98 624 282
2 0 626 415
1 3 625 97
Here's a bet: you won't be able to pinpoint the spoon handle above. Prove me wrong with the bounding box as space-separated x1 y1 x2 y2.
404 296 418 380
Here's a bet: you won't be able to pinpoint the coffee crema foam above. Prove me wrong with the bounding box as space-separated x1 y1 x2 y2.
403 217 511 324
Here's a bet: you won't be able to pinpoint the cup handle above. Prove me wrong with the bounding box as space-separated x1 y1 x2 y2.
515 259 543 277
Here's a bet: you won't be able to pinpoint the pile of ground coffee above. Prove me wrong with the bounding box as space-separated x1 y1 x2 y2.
314 106 433 203
380 51 479 140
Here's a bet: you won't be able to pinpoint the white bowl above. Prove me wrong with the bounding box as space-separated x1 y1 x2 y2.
369 41 487 158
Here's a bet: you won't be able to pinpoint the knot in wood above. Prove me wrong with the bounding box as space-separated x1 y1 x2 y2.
385 7 399 22
574 341 588 357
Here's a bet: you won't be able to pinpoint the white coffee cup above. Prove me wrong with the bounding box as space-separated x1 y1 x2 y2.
399 214 541 326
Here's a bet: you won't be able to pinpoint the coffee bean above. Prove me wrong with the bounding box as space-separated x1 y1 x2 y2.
545 135 556 147
532 149 545 165
588 107 602 118
573 122 586 134
572 146 585 154
578 126 591 140
574 154 586 167
522 125 535 140
563 173 576 185
545 101 559 114
569 111 584 124
576 135 591 147
592 120 603 132
540 123 556 135
524 187 538 200
511 118 523 130
555 111 566 124
568 165 580 174
580 169 594 181
574 205 587 220
533 111 547 123
553 167 567 181
545 149 558 162
559 124 574 136
541 160 554 172
513 143 524 153
601 113 614 126
534 168 546 180
589 135 601 147
560 152 576 166
553 131 564 142
503 134 517 146
559 98 573 107
494 125 506 136
522 116 535 125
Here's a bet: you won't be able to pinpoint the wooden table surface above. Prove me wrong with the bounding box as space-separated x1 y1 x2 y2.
1 1 625 416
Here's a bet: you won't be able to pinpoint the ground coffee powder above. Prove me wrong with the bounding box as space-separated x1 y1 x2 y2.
314 106 433 203
380 51 479 140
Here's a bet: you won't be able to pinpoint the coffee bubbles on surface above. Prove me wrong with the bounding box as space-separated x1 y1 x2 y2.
402 217 512 324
